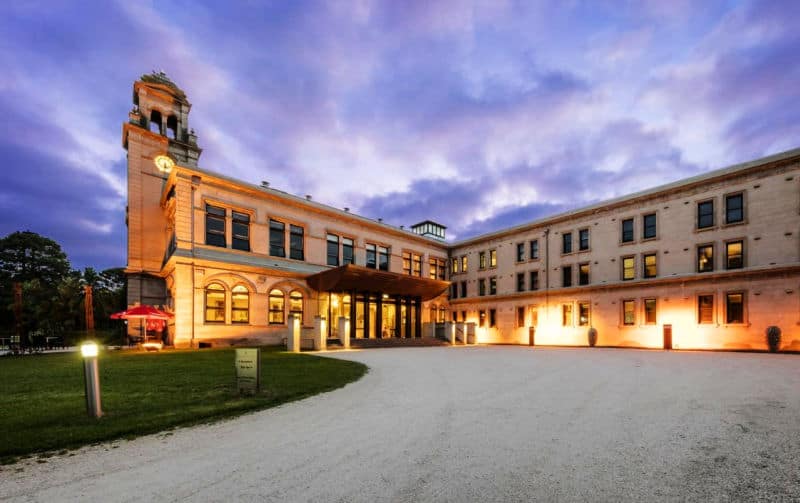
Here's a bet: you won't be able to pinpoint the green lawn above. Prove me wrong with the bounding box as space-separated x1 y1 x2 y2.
0 347 366 464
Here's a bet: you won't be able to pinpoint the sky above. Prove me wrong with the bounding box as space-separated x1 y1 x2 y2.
1 0 798 271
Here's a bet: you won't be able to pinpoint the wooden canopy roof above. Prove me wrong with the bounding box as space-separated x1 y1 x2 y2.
306 264 450 301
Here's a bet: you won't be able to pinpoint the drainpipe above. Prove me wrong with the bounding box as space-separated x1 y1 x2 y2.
190 180 196 349
544 228 550 322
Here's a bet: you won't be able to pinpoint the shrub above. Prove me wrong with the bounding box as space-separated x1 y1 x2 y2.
766 326 781 353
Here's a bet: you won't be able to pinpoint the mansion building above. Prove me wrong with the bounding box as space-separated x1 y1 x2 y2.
124 73 800 351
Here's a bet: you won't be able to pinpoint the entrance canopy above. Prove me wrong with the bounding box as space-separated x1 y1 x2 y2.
306 264 449 301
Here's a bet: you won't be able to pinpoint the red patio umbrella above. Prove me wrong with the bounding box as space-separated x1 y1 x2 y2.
111 305 174 348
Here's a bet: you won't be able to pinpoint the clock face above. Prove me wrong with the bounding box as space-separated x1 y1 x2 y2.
154 154 175 173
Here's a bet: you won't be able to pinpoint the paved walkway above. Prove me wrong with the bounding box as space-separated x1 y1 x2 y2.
1 347 799 501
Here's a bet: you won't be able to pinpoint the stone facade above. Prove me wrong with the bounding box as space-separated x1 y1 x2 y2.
124 73 800 351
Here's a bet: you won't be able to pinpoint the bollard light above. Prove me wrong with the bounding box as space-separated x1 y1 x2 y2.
81 341 103 418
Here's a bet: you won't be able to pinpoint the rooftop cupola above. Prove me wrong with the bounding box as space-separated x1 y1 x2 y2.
411 220 447 240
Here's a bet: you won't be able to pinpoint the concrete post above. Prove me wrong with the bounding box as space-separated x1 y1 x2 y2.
338 316 350 349
456 322 465 344
466 322 476 344
287 314 300 353
314 316 327 351
445 321 456 345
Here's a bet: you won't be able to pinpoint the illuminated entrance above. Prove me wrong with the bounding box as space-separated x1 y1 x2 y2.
306 264 449 341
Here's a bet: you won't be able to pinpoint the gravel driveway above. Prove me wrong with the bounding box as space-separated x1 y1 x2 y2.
1 346 799 502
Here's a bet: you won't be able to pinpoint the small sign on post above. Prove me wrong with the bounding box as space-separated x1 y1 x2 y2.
235 348 261 394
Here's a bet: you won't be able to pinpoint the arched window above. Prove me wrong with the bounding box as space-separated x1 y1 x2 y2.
289 291 303 324
166 114 178 140
149 110 163 135
231 285 249 324
205 283 225 323
269 289 285 325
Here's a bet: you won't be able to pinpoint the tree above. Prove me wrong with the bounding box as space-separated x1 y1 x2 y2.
0 231 71 286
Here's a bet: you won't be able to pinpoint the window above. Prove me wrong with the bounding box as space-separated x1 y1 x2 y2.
562 232 572 254
438 259 446 280
460 281 467 297
562 266 572 287
530 240 539 260
643 213 656 239
530 271 539 291
579 229 589 251
451 283 458 299
231 285 249 323
461 310 466 322
451 257 459 274
516 243 525 262
232 212 250 251
562 303 573 326
516 273 525 292
326 234 340 266
479 310 486 327
489 249 497 267
698 200 714 229
698 295 714 324
204 283 225 322
342 238 354 265
460 255 467 273
578 302 590 327
379 246 390 271
205 204 226 247
429 258 438 279
726 292 744 324
403 252 412 275
517 306 525 328
622 256 635 281
269 219 285 257
622 300 635 326
725 193 744 224
489 277 497 295
643 253 657 278
290 225 304 260
479 251 486 269
644 298 656 325
479 279 486 296
413 254 422 277
579 263 590 286
697 244 714 272
366 244 377 269
289 291 304 324
489 309 496 327
269 289 285 324
621 218 634 243
726 241 743 269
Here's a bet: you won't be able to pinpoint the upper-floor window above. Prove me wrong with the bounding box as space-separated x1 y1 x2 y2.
366 244 377 269
516 273 525 292
460 281 467 297
489 276 497 295
378 246 389 271
489 249 497 267
269 219 285 257
698 244 714 272
643 213 656 239
342 238 354 265
516 243 525 262
578 263 589 285
621 218 634 243
232 212 250 251
437 259 446 279
413 254 422 277
698 200 714 229
643 253 657 278
205 204 226 247
479 251 486 269
530 271 539 290
579 229 589 251
327 234 340 266
622 256 635 280
451 257 459 274
289 225 304 260
451 283 458 299
562 265 572 287
530 240 539 260
403 252 412 275
726 240 743 269
460 255 468 273
429 258 438 279
622 300 635 326
698 294 714 324
725 193 744 224
478 278 486 296
562 232 573 254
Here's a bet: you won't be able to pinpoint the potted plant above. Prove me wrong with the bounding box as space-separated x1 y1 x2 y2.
588 327 598 347
766 326 781 353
